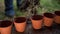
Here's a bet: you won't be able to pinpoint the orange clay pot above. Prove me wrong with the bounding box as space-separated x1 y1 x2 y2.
43 13 54 27
31 15 43 29
54 11 60 24
14 17 26 32
0 20 12 34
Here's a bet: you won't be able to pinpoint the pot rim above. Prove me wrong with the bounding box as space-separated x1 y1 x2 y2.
14 17 26 23
44 13 54 18
54 11 60 16
31 15 43 20
0 20 12 28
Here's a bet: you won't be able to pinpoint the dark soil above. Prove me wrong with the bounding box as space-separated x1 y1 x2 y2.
0 20 12 28
44 13 54 18
55 11 60 16
15 17 26 23
32 15 43 20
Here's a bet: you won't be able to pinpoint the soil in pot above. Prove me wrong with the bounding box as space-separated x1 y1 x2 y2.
55 11 60 16
0 20 12 28
32 15 43 20
15 17 26 23
31 15 43 29
54 11 60 24
43 13 54 27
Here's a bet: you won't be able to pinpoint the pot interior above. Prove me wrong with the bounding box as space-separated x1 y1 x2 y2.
0 20 12 27
55 11 60 16
32 15 43 20
44 13 54 18
15 17 26 23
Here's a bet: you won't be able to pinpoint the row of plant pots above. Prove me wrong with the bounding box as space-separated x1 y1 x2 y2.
31 11 60 29
0 11 60 34
0 17 26 34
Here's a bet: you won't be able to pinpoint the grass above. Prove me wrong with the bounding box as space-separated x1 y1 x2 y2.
0 0 60 20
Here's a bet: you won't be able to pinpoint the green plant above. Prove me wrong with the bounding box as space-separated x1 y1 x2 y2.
37 0 60 15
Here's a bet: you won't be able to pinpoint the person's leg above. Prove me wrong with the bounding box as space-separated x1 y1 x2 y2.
16 0 22 9
4 0 15 17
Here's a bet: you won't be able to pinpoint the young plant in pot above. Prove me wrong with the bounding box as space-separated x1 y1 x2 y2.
14 17 26 32
43 13 54 27
0 20 13 34
31 15 43 30
54 11 60 24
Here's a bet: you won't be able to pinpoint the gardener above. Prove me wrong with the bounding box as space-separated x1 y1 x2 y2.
4 0 22 17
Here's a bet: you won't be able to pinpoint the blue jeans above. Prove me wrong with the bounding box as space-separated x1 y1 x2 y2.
5 0 21 17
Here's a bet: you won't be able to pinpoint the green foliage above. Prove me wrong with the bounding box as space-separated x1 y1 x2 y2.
37 0 60 14
0 0 60 20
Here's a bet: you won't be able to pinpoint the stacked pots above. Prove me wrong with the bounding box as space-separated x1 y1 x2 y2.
31 15 43 29
14 17 26 32
43 13 54 27
54 11 60 24
0 20 12 34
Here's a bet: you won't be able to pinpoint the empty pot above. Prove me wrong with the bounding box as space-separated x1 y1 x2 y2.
31 15 43 29
14 17 26 32
0 20 12 34
43 13 54 27
54 11 60 24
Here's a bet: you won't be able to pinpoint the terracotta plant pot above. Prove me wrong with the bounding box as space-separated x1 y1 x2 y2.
54 11 60 24
0 20 12 34
43 13 54 27
14 17 26 32
31 15 43 29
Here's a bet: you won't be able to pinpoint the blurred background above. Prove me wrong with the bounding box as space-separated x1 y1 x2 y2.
0 0 60 20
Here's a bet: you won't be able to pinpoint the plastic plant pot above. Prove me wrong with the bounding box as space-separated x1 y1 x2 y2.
14 17 26 32
54 11 60 24
43 13 54 27
0 20 12 34
31 15 43 29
